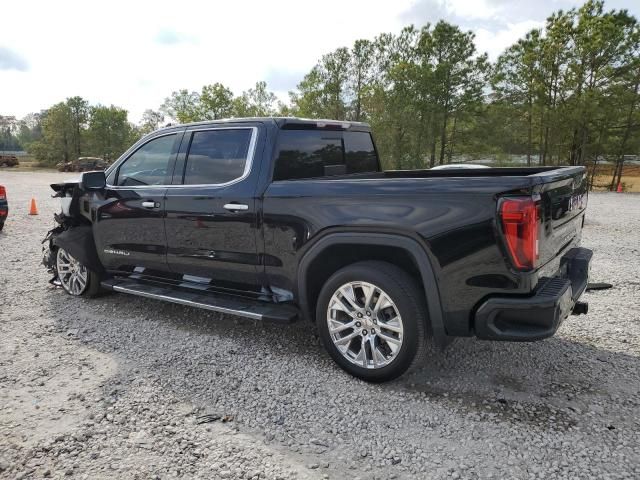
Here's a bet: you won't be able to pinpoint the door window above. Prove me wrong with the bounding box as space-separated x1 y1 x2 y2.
183 129 253 185
116 134 177 186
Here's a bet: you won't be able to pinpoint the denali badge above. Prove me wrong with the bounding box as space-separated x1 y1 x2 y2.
104 248 130 256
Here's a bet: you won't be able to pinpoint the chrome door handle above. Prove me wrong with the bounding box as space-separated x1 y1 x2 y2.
141 201 157 208
223 203 249 211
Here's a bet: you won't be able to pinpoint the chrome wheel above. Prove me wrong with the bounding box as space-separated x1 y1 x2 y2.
326 281 404 369
56 248 89 296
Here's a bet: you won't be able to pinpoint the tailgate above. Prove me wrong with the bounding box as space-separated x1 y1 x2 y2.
533 167 588 269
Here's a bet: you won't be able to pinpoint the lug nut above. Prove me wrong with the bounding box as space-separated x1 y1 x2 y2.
366 311 371 316
357 312 363 318
362 329 368 336
371 328 376 334
355 321 362 328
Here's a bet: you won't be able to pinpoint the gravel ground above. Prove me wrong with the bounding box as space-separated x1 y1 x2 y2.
0 170 639 480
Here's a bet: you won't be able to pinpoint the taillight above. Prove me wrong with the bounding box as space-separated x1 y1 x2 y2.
499 197 539 270
0 186 5 200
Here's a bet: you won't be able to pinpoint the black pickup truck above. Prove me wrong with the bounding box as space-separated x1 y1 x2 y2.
43 117 592 382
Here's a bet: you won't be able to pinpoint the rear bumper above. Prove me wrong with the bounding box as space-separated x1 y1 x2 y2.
474 247 592 341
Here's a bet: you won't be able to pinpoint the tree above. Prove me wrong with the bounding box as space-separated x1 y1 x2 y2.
160 89 202 123
16 112 44 149
233 81 278 117
0 115 19 151
140 109 165 135
87 105 133 161
494 30 543 165
31 102 74 164
349 40 375 121
66 96 89 157
290 47 351 120
200 83 235 119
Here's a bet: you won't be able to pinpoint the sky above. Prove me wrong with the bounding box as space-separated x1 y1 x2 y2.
1 0 639 123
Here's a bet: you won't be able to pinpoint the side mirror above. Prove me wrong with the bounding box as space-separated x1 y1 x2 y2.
80 170 106 191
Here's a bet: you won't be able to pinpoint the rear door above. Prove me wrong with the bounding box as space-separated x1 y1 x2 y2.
95 131 183 273
164 125 263 293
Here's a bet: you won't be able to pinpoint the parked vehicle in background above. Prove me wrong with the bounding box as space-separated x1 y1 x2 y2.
0 185 8 231
57 157 109 172
42 117 592 382
0 155 19 167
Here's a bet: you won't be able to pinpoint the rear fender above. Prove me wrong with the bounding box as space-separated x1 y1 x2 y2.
297 232 447 348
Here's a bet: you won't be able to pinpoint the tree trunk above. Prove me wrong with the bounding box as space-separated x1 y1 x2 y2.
355 74 362 122
447 114 458 164
526 96 533 166
610 73 640 190
538 105 545 165
439 107 449 165
542 126 550 166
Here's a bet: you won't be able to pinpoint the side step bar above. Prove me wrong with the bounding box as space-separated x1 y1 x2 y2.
101 278 298 323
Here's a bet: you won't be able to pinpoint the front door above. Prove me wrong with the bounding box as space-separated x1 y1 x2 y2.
94 132 182 274
164 126 262 293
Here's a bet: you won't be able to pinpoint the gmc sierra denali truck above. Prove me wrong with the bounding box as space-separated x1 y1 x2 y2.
43 117 592 382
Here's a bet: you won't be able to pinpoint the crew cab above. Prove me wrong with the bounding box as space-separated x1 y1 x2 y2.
43 117 592 382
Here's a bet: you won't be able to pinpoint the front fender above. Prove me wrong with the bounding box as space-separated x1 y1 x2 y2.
50 225 105 274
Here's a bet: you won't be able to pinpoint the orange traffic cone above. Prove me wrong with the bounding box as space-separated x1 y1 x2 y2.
616 182 623 193
29 197 38 215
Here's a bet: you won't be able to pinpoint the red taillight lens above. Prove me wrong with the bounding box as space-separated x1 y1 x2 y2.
0 186 6 200
0 209 6 216
499 197 539 270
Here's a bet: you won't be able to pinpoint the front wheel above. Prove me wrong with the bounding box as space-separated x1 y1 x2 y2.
56 247 101 297
316 261 428 382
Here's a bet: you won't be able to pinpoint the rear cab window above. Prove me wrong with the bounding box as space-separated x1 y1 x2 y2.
182 129 253 185
273 129 379 181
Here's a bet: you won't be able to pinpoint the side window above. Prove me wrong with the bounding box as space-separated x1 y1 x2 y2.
117 135 176 186
183 129 253 185
343 132 378 173
273 130 343 181
273 130 379 181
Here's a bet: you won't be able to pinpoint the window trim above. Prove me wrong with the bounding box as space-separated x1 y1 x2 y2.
107 131 180 189
177 126 258 188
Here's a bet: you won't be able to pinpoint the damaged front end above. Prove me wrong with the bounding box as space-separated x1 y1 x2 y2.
42 179 102 284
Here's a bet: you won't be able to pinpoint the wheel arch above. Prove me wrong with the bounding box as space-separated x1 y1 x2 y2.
296 232 446 347
51 225 105 274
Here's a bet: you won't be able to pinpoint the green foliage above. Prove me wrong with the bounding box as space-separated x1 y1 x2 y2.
140 110 165 135
25 98 135 165
86 105 135 161
160 81 279 122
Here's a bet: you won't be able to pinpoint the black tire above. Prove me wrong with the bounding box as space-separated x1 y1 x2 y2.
0 221 4 232
316 260 428 382
84 270 103 297
55 247 102 297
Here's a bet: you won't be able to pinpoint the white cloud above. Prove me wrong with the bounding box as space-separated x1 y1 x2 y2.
474 20 544 60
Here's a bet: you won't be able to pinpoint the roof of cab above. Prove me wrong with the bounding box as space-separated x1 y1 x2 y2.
158 117 371 132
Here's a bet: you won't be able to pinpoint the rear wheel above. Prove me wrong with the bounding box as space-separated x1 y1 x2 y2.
316 261 428 382
56 247 101 297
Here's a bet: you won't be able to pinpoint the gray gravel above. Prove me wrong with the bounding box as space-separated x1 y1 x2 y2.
1 170 639 480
